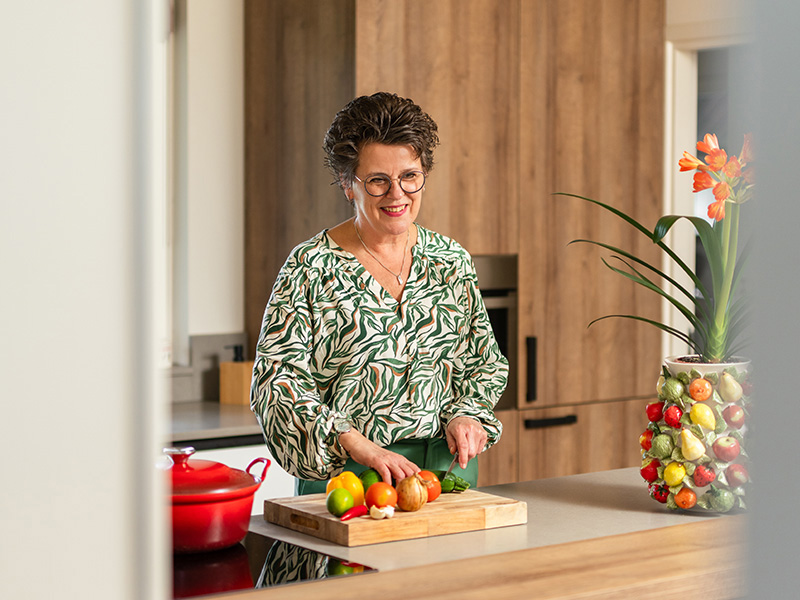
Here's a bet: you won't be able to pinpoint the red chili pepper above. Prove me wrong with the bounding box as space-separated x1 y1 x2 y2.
340 505 368 521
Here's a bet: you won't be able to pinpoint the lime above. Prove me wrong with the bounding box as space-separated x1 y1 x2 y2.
326 488 355 517
327 559 355 576
359 468 381 493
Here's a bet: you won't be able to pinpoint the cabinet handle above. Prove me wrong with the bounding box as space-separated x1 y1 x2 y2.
523 415 578 429
526 336 537 402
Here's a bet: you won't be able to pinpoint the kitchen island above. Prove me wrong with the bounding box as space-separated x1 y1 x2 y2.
201 468 746 599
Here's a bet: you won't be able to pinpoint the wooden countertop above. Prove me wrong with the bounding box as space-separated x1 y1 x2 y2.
234 516 746 599
205 468 748 599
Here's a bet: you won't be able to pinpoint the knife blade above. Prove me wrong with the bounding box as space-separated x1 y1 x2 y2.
442 452 459 480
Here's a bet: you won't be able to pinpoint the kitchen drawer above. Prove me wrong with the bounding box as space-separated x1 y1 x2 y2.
517 399 649 481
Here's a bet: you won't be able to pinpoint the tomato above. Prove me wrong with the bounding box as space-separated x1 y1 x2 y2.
326 471 365 506
364 481 398 509
418 470 441 502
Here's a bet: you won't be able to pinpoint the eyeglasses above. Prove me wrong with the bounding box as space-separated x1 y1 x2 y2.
353 170 426 197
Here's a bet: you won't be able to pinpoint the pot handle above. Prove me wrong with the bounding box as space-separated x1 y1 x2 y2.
246 457 271 484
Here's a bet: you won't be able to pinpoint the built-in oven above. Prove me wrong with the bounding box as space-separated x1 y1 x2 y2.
473 255 517 410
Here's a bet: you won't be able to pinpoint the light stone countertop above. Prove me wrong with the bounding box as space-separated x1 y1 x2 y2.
247 466 733 572
171 400 261 442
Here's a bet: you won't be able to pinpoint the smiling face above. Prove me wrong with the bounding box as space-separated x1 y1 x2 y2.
346 143 424 240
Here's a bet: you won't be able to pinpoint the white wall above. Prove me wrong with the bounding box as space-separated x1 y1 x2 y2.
172 0 245 365
666 0 750 49
662 0 751 359
0 2 168 600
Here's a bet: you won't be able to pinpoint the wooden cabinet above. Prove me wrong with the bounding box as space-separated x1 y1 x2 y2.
245 0 666 485
517 399 649 482
517 0 665 410
479 399 650 486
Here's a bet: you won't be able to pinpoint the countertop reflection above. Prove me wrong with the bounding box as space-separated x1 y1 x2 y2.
172 532 375 599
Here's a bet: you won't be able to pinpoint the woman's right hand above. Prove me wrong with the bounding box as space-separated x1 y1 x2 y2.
338 429 419 484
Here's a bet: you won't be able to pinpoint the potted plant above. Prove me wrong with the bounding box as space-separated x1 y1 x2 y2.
559 133 754 512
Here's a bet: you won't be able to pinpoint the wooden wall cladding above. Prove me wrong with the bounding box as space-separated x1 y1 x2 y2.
518 0 665 408
354 0 521 256
244 0 356 348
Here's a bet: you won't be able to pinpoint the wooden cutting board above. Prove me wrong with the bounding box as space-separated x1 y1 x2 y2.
263 489 527 546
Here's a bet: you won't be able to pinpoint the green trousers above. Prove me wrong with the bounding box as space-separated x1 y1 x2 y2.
295 437 478 495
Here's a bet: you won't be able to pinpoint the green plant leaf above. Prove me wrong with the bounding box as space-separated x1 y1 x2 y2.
570 238 697 301
588 314 701 353
601 256 708 339
555 191 749 362
654 214 721 302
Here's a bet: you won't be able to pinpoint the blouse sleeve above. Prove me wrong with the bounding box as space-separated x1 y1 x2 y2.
250 258 347 481
441 257 508 448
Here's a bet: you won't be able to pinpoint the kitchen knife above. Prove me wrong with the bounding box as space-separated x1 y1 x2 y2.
442 452 459 480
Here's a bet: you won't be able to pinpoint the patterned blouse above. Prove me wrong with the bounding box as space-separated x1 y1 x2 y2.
250 224 508 481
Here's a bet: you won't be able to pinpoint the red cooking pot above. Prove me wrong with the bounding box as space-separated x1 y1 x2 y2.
165 447 271 553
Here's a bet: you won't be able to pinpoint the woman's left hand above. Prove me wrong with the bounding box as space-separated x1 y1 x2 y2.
445 416 487 469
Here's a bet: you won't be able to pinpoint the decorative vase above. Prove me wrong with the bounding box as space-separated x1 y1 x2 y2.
639 355 752 512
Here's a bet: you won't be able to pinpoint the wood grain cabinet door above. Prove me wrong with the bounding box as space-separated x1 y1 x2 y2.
516 0 665 409
517 399 649 481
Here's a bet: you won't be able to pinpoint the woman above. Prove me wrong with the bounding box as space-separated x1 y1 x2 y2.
251 92 508 494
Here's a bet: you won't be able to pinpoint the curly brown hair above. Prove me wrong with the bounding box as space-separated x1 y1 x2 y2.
323 92 440 189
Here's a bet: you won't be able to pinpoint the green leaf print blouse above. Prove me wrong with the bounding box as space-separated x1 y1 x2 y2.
250 224 509 481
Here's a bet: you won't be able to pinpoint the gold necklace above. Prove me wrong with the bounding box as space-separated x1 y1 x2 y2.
353 222 410 285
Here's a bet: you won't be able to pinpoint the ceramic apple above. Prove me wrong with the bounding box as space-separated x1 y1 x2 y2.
646 401 664 422
722 405 745 429
640 458 660 483
726 463 749 486
712 436 741 462
664 405 683 428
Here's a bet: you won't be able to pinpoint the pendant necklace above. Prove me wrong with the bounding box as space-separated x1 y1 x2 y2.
354 221 410 285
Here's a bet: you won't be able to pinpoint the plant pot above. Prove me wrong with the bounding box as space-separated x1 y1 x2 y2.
639 355 751 513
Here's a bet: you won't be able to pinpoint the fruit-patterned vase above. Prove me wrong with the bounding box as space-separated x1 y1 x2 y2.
639 356 751 512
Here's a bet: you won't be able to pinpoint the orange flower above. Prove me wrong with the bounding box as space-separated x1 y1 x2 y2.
744 166 755 185
707 199 726 221
739 133 754 163
713 181 731 201
723 156 742 178
693 171 715 192
705 148 728 172
679 151 705 172
697 133 720 154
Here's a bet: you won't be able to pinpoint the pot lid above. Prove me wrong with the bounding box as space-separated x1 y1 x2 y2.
165 447 259 497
